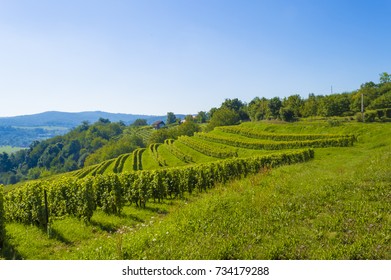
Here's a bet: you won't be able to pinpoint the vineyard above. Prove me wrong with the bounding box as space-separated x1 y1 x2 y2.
69 125 356 177
0 185 4 248
1 125 356 229
4 120 390 260
2 149 315 228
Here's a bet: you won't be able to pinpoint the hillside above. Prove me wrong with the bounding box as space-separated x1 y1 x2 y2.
0 111 172 128
2 119 389 260
0 111 186 149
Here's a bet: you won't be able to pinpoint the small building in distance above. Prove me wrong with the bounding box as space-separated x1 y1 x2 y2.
152 120 166 130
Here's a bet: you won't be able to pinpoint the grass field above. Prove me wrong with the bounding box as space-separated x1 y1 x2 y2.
1 120 390 259
0 146 25 154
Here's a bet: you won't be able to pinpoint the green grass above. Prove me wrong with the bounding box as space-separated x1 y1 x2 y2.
1 120 390 259
141 145 162 170
157 144 187 167
172 141 218 163
0 146 25 154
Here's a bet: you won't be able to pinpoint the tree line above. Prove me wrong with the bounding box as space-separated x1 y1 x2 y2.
202 72 391 127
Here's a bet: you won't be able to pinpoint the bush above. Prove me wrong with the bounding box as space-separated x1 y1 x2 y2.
358 108 391 122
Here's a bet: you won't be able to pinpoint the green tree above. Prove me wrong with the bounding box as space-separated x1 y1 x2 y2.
319 93 351 117
282 94 303 118
279 107 296 122
379 72 391 84
195 111 208 123
268 97 282 119
166 112 177 125
132 119 148 126
302 93 321 117
221 98 249 121
207 107 240 130
247 97 269 121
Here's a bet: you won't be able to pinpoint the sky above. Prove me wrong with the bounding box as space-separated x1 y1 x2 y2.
0 0 390 117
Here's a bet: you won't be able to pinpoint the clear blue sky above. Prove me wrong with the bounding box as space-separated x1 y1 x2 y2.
0 0 390 117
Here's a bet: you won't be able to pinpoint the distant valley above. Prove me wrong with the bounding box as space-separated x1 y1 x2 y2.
0 111 182 148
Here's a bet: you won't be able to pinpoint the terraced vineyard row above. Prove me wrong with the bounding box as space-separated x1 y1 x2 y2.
164 139 193 162
126 126 153 143
2 149 315 227
72 126 356 178
0 185 4 247
216 126 357 142
178 135 238 158
195 131 355 150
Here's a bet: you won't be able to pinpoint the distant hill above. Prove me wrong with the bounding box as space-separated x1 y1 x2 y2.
0 111 186 147
0 111 179 128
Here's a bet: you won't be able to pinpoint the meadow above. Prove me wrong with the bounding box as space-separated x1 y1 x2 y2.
0 120 390 259
0 146 25 154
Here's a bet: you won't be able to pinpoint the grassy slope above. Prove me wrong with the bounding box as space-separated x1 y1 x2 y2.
0 146 25 154
2 121 390 259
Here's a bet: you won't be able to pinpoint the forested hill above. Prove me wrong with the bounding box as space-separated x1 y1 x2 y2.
0 119 149 185
0 111 169 128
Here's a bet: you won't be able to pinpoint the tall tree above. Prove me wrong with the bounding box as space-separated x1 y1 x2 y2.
379 72 391 84
132 119 148 126
195 111 208 123
268 97 282 119
166 112 177 125
207 107 240 130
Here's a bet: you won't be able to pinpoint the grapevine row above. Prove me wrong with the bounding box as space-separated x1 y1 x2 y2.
195 132 354 150
0 185 5 247
134 148 145 170
178 135 238 158
91 158 115 176
113 153 131 173
3 149 314 228
148 143 167 167
164 139 193 162
216 126 357 142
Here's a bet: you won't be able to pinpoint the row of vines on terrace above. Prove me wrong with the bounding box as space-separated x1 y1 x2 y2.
0 185 5 247
3 149 314 229
195 131 356 150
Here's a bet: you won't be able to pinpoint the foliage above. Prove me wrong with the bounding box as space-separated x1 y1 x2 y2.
0 120 127 185
215 126 356 142
178 136 238 158
379 72 391 84
196 130 355 150
148 121 200 144
1 121 389 260
207 107 240 131
194 111 208 123
0 185 5 247
268 97 282 118
166 112 177 125
164 139 193 162
3 149 314 228
279 107 296 122
221 98 249 121
358 108 391 122
131 119 148 126
84 134 144 166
